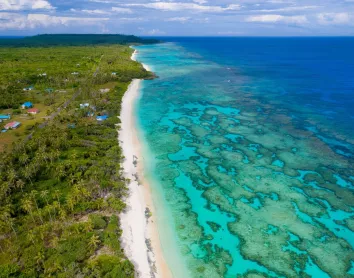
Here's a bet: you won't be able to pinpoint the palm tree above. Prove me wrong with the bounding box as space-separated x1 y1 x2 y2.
51 201 60 221
69 175 76 186
70 151 78 160
54 149 60 160
95 198 105 210
66 195 75 212
34 250 45 269
55 165 65 181
0 206 17 236
91 169 99 182
27 231 36 244
19 153 29 165
38 225 45 241
44 205 53 223
23 166 34 186
22 197 36 223
58 208 66 221
53 189 61 204
84 221 93 233
30 190 43 224
50 235 59 248
15 179 25 192
40 190 53 222
88 235 100 251
7 169 17 187
72 183 84 202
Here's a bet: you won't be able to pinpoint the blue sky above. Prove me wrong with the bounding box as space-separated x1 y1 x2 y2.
0 0 353 36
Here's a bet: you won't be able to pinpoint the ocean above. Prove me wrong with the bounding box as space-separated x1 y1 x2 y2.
134 37 354 278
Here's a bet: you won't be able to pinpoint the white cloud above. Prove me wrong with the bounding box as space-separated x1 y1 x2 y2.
0 13 108 30
166 17 191 22
246 14 308 24
88 0 114 3
193 0 207 4
123 2 241 13
217 31 244 35
71 7 132 15
81 9 110 15
111 7 133 14
119 17 144 21
147 28 165 35
0 0 54 11
317 13 351 25
254 5 319 13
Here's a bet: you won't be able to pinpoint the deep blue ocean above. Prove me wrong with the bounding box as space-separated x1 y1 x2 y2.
159 37 354 143
134 38 354 277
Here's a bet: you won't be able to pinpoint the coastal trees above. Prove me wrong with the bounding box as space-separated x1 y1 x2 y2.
0 42 152 276
88 234 100 251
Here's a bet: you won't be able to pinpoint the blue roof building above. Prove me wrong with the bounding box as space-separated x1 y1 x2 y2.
0 114 10 120
4 121 21 130
96 115 108 121
21 102 33 109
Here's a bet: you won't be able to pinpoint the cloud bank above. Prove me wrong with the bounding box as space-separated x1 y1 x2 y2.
0 0 353 35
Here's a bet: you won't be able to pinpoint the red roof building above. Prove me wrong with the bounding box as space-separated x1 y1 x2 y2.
4 121 21 130
28 108 39 114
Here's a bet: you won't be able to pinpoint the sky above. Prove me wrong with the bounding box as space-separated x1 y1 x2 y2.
0 0 354 36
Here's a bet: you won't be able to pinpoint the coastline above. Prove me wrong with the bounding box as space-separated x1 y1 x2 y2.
119 49 172 278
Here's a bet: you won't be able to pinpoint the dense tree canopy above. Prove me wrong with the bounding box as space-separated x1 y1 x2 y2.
0 42 153 277
0 34 159 47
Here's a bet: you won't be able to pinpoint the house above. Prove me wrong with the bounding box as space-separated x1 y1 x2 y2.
111 72 117 76
45 88 54 93
0 114 11 121
96 115 108 121
21 102 33 109
28 108 39 115
80 103 90 109
4 121 21 130
38 73 47 77
71 72 79 75
23 86 34 91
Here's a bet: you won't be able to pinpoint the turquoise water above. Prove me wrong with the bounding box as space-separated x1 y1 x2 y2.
134 39 354 278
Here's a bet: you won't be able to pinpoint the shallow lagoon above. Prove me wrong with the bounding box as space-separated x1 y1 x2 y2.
135 38 354 277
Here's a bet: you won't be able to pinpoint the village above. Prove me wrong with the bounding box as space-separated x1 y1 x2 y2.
0 49 122 152
0 87 112 131
0 84 114 151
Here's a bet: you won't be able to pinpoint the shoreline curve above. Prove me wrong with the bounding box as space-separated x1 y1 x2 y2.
119 49 172 278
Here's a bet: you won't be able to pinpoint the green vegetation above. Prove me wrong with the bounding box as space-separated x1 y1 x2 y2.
0 41 153 276
0 34 159 47
0 44 154 151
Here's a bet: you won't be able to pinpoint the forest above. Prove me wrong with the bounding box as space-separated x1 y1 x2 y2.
0 34 159 47
0 37 154 277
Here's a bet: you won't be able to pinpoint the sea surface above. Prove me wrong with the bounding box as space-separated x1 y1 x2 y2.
134 38 354 278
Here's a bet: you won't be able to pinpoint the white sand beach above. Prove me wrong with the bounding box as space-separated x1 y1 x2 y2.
119 50 172 278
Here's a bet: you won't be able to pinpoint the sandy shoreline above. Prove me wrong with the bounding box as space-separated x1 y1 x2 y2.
119 49 172 278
